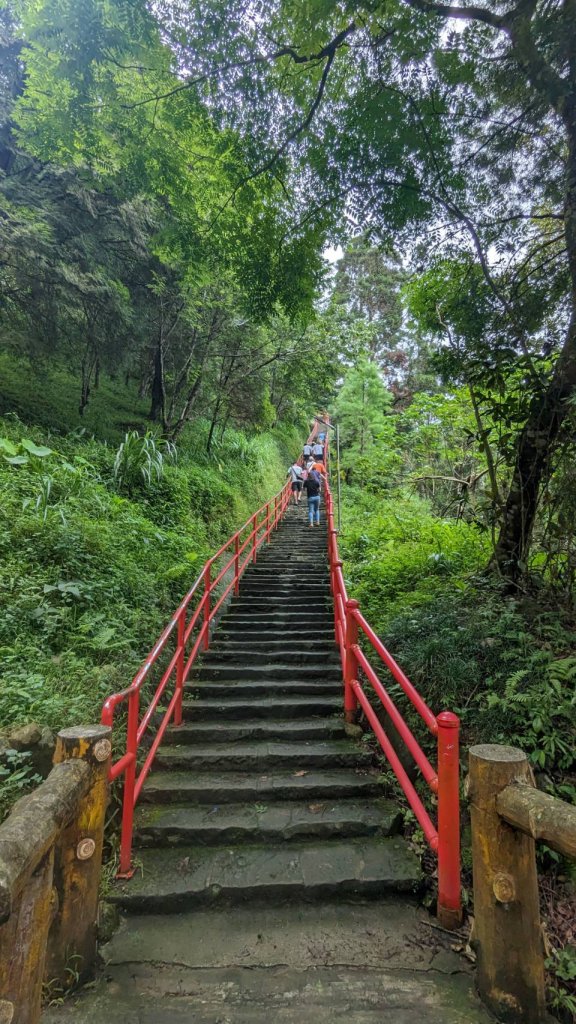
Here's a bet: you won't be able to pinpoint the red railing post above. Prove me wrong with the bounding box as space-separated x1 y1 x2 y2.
266 501 271 543
344 599 360 723
333 559 343 640
118 689 139 877
203 561 211 651
234 534 240 596
174 609 185 726
436 711 462 929
252 513 257 563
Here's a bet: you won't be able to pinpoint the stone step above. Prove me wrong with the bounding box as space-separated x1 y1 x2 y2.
165 717 344 743
194 663 342 682
230 601 333 615
245 571 329 580
215 628 335 643
153 739 372 773
242 582 329 591
134 798 401 847
209 641 336 658
201 647 339 665
140 768 382 805
226 596 332 610
239 588 329 600
245 566 328 576
180 694 341 720
221 611 333 627
220 614 333 628
109 836 421 912
186 679 340 698
238 587 330 600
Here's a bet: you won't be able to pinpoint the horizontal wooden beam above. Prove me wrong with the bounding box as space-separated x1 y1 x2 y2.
497 782 576 860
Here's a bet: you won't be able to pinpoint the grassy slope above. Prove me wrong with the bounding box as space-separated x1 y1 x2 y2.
0 355 302 737
0 351 152 441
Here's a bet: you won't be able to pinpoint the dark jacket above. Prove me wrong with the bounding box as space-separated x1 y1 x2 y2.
304 472 321 498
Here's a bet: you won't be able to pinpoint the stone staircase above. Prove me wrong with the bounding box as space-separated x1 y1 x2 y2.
49 502 494 1024
111 502 420 911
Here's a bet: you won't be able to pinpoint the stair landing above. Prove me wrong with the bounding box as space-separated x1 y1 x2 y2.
45 900 494 1023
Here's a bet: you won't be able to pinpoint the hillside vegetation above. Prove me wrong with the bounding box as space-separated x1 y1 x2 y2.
0 365 300 739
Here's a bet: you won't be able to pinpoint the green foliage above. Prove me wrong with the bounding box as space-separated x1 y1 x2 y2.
546 947 576 1022
113 431 176 494
333 357 394 483
341 484 576 782
0 409 289 738
0 750 43 823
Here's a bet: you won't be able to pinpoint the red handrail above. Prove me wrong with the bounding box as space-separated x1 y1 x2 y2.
321 422 461 930
102 476 293 876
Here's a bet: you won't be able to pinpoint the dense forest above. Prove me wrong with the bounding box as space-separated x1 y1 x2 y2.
1 0 576 1015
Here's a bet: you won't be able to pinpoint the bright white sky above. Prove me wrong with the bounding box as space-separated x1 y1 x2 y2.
324 245 343 264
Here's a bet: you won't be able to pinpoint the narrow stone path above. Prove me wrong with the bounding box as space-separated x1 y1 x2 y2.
44 502 494 1022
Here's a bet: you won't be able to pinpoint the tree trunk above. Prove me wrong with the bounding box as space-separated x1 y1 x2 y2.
206 398 222 455
492 315 576 580
79 340 97 417
149 332 165 425
492 104 576 580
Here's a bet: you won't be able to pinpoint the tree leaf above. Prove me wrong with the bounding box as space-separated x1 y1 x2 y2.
20 439 53 457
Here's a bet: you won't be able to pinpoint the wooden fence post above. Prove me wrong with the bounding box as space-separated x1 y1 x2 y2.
0 846 55 1024
468 743 546 1023
45 725 111 991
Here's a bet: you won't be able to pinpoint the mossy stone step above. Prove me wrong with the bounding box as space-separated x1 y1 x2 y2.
201 647 338 665
133 798 401 847
165 716 344 743
109 836 421 911
214 628 335 642
195 663 341 682
154 738 373 772
186 679 340 698
180 695 341 721
139 768 382 805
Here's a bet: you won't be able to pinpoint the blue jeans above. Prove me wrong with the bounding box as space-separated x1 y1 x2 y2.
308 494 320 525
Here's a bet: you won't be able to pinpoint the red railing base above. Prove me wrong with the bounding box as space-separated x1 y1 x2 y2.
437 904 462 930
116 866 136 881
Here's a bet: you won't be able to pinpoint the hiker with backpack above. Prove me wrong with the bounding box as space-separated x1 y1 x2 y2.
304 466 322 527
287 461 304 505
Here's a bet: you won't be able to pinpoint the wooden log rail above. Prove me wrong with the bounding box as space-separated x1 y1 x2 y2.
469 743 576 1024
0 725 111 1024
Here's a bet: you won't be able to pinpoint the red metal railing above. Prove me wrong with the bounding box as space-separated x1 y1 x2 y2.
321 424 461 929
102 479 293 876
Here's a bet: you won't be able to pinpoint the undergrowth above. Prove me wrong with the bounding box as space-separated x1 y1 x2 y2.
0 410 295 736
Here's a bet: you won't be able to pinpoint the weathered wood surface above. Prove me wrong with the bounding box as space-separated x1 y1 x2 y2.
0 848 54 1024
0 724 111 1024
0 760 90 922
46 725 111 987
497 782 576 860
469 744 546 1024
